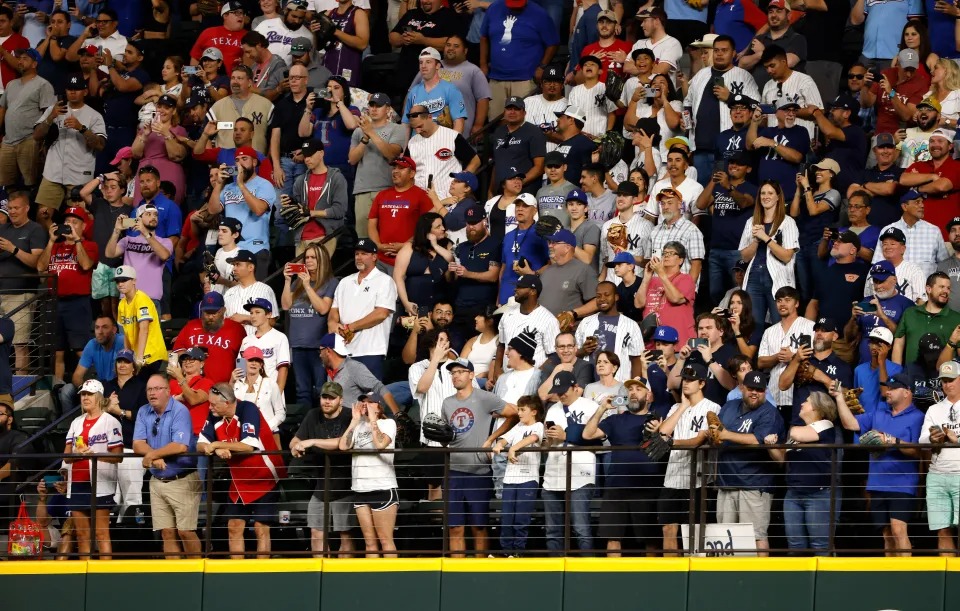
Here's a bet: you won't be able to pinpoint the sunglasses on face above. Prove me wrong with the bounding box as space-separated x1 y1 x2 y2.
152 416 160 437
847 73 865 79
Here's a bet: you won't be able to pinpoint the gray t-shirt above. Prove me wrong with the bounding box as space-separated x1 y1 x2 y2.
587 190 616 224
287 277 339 348
0 220 47 291
351 122 408 194
332 357 387 407
37 103 106 185
536 180 575 228
572 220 601 270
442 388 506 474
938 257 960 312
538 257 599 315
0 76 56 144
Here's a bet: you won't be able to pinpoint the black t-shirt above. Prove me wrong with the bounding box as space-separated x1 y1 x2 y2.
454 235 502 308
392 8 463 85
90 197 134 267
704 341 740 405
0 317 11 396
616 277 642 322
295 407 354 499
824 124 868 196
103 376 147 448
557 133 596 185
103 66 149 128
492 122 547 184
860 164 904 228
270 92 310 154
710 180 757 249
38 35 78 93
695 69 725 150
813 259 870 324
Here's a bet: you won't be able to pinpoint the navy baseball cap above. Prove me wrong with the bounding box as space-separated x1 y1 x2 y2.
733 259 748 271
829 94 858 111
546 228 576 247
180 347 208 361
116 349 135 362
879 226 906 244
199 292 225 312
814 317 838 333
900 189 923 204
728 94 757 109
65 73 86 90
885 372 913 390
450 171 478 192
653 326 679 343
368 92 390 107
464 204 486 224
566 189 588 203
869 260 896 281
605 252 636 268
946 217 960 232
319 333 341 353
504 96 525 110
743 371 768 390
355 238 377 253
243 297 273 313
445 358 475 372
542 66 564 81
681 363 708 381
15 48 41 63
219 217 243 237
227 249 257 265
616 181 640 197
551 370 577 395
874 133 896 148
358 392 386 405
516 274 543 293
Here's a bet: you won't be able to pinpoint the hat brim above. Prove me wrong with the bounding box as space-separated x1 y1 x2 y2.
743 383 767 391
551 383 573 395
113 276 135 282
242 303 272 313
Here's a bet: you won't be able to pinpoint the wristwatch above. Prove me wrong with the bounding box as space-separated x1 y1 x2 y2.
79 125 88 134
360 135 370 144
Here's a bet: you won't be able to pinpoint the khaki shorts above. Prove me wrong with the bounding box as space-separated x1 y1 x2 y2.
149 471 201 532
0 292 35 344
35 178 77 210
717 489 772 540
0 139 39 186
354 192 377 238
488 79 536 119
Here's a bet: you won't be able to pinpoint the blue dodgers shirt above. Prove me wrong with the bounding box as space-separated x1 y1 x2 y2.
854 402 924 495
481 0 559 81
716 399 785 492
498 225 549 304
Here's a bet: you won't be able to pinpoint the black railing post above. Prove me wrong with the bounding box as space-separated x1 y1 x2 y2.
829 446 838 556
323 452 332 557
698 446 709 555
90 455 98 558
687 446 699 556
442 450 450 557
204 454 214 557
563 447 572 556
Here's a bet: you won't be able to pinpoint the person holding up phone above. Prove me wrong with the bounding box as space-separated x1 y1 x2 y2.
919 360 960 555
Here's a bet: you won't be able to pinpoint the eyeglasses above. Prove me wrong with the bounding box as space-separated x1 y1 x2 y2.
210 387 227 399
152 416 160 437
848 204 868 209
661 251 679 257
95 19 115 24
288 75 306 80
847 73 865 79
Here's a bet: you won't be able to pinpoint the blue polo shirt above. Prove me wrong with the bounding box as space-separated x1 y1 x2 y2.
132 398 197 479
853 359 903 415
854 402 924 495
77 330 125 382
498 226 549 304
716 399 785 492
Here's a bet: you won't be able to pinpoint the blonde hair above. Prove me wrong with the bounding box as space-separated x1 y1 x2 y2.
936 58 960 95
291 242 333 302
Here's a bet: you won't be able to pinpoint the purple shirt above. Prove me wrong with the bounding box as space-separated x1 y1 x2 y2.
116 235 172 300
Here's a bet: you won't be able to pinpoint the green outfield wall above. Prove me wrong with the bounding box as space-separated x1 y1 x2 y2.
1 557 957 611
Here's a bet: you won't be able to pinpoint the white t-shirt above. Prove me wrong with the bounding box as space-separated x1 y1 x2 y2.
66 412 124 499
238 327 291 383
351 418 398 492
631 35 683 84
331 268 398 357
501 421 544 485
646 177 705 222
223 281 280 334
233 376 286 432
310 0 370 10
211 246 238 295
542 397 599 491
254 17 312 65
920 398 960 474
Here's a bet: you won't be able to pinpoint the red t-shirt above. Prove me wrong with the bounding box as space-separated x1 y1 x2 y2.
71 416 101 483
1 34 29 88
172 318 247 383
180 212 202 256
904 157 960 239
190 26 247 71
643 272 697 347
301 172 329 242
48 240 99 297
580 40 633 82
170 374 215 435
368 185 435 265
870 68 931 135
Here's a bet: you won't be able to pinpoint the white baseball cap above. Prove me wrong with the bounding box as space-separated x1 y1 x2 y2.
114 265 137 282
867 327 893 346
80 379 104 395
419 47 442 64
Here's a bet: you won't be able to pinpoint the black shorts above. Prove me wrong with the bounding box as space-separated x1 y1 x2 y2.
353 488 399 512
56 296 92 351
658 487 704 526
598 487 660 543
224 488 280 524
68 481 115 513
870 491 916 528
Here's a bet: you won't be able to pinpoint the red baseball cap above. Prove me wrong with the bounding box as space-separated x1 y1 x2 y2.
234 146 258 160
768 0 789 9
390 155 417 170
505 0 527 7
63 207 90 224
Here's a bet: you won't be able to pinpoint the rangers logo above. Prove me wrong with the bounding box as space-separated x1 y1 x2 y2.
450 407 475 434
242 422 256 436
436 148 453 160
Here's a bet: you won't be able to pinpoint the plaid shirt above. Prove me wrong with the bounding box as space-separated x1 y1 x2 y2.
649 218 706 276
873 218 948 279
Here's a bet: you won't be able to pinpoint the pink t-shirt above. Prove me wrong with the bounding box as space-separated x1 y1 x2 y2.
643 272 696 347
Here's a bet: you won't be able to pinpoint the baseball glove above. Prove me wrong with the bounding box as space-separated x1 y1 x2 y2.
706 411 724 445
535 214 563 238
606 223 628 252
421 413 455 444
597 130 625 171
202 251 220 282
844 387 865 415
556 310 576 332
605 68 625 104
858 429 888 450
279 199 311 231
313 12 338 50
641 432 673 461
686 0 706 9
795 360 818 386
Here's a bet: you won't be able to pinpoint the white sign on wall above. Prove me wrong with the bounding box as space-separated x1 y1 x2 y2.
680 523 758 556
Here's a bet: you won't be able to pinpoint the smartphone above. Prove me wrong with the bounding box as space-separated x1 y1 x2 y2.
316 88 332 100
216 121 234 130
828 227 840 240
64 0 72 12
758 103 776 115
120 217 138 229
712 76 726 89
167 351 179 367
224 165 238 176
798 334 813 350
856 299 877 313
289 263 306 274
56 224 72 237
90 28 99 38
427 174 434 189
182 66 200 76
43 474 63 488
236 358 247 371
417 305 430 317
931 425 944 435
282 69 289 79
712 159 726 174
644 86 656 99
647 349 663 360
545 420 557 429
687 338 708 349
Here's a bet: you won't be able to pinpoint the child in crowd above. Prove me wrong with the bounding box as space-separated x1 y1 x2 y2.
492 395 544 556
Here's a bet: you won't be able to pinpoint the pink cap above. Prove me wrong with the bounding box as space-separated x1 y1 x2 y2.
110 146 133 165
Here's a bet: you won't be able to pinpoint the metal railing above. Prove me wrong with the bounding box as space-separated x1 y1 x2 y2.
4 441 959 559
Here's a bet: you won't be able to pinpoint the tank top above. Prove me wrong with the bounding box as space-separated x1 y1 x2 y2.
323 5 363 87
468 334 499 376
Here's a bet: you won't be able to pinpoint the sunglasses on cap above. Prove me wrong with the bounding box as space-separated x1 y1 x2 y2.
406 111 427 119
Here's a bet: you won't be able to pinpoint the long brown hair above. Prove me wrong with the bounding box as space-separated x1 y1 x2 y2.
291 242 333 302
752 180 786 235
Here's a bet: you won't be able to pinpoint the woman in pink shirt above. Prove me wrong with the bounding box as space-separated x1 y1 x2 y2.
635 240 696 347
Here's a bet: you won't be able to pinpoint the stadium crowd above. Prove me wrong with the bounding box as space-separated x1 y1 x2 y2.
1 0 960 560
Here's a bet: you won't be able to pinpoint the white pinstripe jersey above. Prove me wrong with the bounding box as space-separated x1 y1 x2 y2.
498 305 561 371
223 281 279 334
759 316 816 406
649 218 706 276
565 82 617 136
738 216 800 302
864 259 926 303
238 328 290 383
408 125 463 199
523 94 568 153
760 71 824 139
600 212 654 282
663 398 721 489
575 313 643 382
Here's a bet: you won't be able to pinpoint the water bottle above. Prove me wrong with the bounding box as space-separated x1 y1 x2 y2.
134 508 145 525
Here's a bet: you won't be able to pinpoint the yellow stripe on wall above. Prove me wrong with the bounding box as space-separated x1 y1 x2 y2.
817 557 947 572
85 559 205 573
442 558 565 572
322 558 443 572
204 559 323 573
0 560 87 575
690 557 818 572
565 557 690 572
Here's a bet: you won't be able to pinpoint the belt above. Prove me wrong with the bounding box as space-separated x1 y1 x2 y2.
154 470 195 482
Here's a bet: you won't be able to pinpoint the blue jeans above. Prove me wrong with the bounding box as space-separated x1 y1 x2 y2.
492 453 507 499
708 248 743 306
794 244 822 304
692 150 716 188
746 263 780 326
531 0 563 33
384 380 412 412
352 355 383 380
500 481 538 552
291 347 326 407
783 487 833 555
542 486 594 555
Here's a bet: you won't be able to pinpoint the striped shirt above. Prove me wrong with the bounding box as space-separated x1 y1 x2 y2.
409 358 476 446
566 81 617 136
649 218 706 276
759 316 816 406
873 218 948 279
523 93 568 153
600 212 654 282
738 215 800 303
683 66 761 137
223 281 279 334
498 305 561 371
761 71 824 139
663 398 721 489
864 259 927 302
